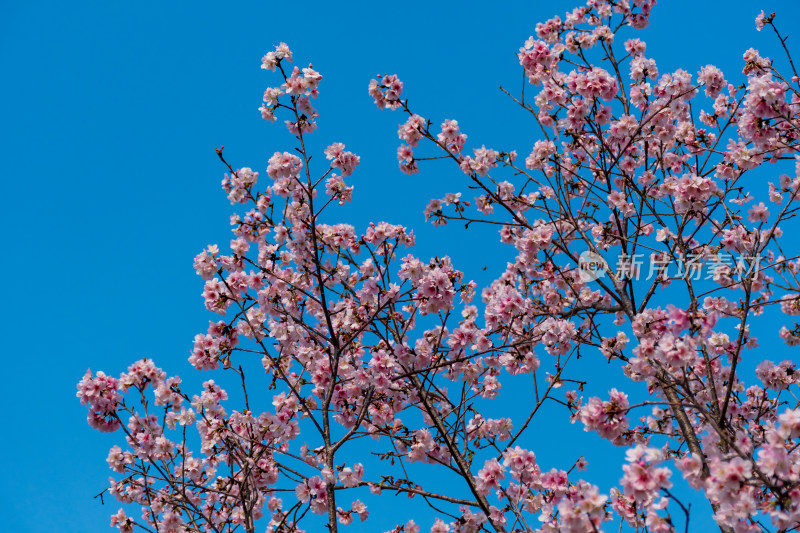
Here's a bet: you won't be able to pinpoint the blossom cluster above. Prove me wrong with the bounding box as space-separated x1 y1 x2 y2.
77 3 800 533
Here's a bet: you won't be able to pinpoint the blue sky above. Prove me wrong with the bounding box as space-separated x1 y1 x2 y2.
3 0 800 531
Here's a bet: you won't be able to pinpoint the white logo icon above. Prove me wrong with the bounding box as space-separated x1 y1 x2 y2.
579 251 608 281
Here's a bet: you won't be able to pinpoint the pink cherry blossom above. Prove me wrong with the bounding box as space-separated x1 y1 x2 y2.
78 5 800 533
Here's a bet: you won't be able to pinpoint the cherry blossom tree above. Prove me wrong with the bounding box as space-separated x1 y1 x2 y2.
78 2 800 532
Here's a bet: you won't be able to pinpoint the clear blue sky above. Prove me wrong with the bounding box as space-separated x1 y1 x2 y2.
3 1 800 531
